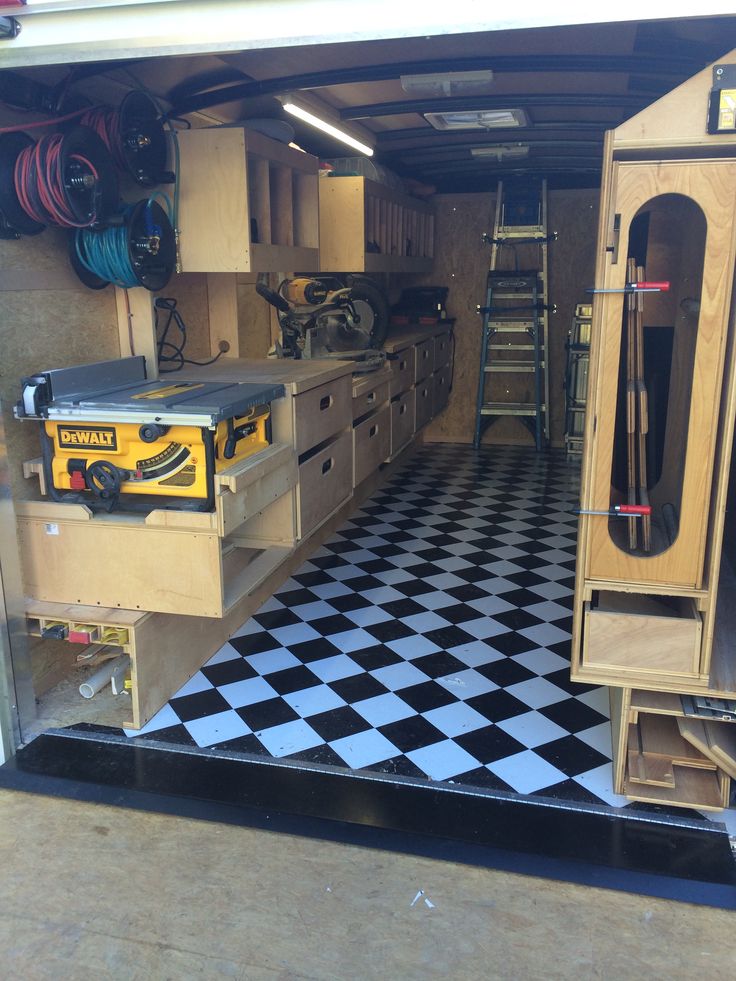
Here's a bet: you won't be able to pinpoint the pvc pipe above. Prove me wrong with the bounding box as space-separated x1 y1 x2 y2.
79 654 130 699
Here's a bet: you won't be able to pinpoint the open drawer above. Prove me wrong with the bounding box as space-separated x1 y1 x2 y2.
583 590 702 679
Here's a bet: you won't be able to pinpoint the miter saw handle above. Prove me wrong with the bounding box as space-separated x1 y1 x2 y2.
255 280 290 313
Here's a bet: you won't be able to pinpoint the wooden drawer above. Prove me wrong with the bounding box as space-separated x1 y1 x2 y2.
583 592 702 677
352 374 391 422
16 504 289 620
293 374 352 455
415 378 433 431
434 330 452 371
390 389 415 457
353 404 391 487
389 347 416 398
415 338 434 383
297 431 352 537
432 368 450 417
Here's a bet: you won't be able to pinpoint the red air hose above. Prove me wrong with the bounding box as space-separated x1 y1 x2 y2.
13 133 99 227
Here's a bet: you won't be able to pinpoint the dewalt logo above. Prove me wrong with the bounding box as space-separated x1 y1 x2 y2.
57 425 118 451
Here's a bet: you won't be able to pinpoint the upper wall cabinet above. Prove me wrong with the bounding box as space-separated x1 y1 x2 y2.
319 176 434 273
177 128 320 273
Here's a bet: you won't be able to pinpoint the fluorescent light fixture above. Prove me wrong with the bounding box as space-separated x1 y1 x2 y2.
471 144 530 161
282 100 374 156
400 70 494 97
424 109 529 131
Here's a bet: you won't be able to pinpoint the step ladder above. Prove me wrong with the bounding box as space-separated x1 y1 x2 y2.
473 179 552 451
564 303 592 457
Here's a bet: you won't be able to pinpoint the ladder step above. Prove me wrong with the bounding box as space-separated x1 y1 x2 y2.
489 344 535 350
496 227 546 237
484 362 545 373
481 402 547 416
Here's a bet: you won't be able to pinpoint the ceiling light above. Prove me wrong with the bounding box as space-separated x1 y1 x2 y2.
424 109 529 131
400 70 494 97
282 100 374 156
471 144 530 161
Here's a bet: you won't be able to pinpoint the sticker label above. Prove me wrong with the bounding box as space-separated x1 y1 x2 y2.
44 523 59 536
57 425 118 450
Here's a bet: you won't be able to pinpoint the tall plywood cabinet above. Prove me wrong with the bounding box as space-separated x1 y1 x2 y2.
571 50 736 809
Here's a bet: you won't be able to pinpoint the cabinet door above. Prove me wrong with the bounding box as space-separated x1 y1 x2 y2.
584 159 736 589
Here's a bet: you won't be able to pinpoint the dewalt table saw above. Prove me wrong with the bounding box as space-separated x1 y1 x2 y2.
16 356 285 513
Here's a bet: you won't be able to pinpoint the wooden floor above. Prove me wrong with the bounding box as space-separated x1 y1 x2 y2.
1 790 734 980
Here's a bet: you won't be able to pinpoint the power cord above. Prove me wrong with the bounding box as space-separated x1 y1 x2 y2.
155 297 225 373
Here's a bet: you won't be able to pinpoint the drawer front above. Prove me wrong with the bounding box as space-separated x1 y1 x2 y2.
583 597 702 677
415 378 433 431
293 375 352 455
389 347 416 398
433 331 452 371
352 377 390 422
391 389 416 456
17 516 226 618
432 368 450 417
297 431 352 537
353 404 391 487
415 338 434 382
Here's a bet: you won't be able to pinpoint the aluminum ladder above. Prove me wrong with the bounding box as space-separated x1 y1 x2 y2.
473 179 552 451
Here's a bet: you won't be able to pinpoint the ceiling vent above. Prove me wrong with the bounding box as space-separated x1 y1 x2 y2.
400 70 494 97
424 109 529 131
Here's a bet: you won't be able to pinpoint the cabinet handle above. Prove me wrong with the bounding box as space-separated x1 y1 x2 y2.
399 360 406 370
369 424 378 438
320 395 333 411
321 458 333 474
607 213 621 264
399 404 407 415
367 392 375 403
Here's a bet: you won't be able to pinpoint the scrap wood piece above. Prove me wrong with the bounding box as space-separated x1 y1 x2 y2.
677 716 736 781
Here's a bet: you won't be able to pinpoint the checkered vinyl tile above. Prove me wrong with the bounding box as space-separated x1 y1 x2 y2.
124 445 627 808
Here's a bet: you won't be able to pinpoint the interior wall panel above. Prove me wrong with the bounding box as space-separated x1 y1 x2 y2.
405 189 598 446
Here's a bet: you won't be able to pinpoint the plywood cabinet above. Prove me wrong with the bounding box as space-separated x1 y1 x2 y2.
319 176 434 273
611 688 736 811
383 323 454 460
177 127 319 273
582 159 736 592
571 55 736 812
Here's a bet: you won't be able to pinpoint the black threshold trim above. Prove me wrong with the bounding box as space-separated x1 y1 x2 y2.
2 729 735 910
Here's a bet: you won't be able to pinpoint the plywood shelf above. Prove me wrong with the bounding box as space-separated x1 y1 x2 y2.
319 176 434 273
177 127 319 273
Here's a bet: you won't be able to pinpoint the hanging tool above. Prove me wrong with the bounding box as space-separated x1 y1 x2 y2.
586 282 669 294
634 263 651 551
625 258 638 549
574 504 652 517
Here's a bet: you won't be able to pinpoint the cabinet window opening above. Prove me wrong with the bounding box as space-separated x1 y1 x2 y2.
608 193 706 558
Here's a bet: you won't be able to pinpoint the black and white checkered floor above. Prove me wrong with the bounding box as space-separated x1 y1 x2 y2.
121 443 645 809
